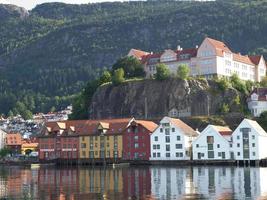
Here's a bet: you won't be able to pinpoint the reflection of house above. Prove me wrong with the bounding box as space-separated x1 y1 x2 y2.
79 168 123 195
247 88 267 117
192 125 233 160
123 167 151 199
129 37 266 81
151 167 192 199
232 119 267 161
5 133 22 154
122 120 157 161
150 117 198 160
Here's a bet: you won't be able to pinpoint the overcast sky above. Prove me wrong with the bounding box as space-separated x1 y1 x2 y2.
0 0 127 10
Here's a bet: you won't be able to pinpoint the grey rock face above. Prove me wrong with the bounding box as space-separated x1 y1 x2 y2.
88 78 243 119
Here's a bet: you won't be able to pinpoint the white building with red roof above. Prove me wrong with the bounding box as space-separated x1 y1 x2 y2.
247 88 267 117
128 37 266 81
150 116 198 161
192 125 233 160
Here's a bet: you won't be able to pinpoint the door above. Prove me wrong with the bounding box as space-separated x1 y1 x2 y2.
198 153 201 159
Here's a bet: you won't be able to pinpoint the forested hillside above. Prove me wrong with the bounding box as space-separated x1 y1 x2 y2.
0 0 267 117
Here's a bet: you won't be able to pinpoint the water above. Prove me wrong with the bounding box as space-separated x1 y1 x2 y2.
0 165 267 200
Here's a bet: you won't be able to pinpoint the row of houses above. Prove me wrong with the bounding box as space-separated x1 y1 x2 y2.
0 131 38 155
38 116 267 163
128 37 266 82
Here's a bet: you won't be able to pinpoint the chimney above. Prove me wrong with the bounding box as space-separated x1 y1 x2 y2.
196 45 199 49
177 45 182 51
150 51 153 54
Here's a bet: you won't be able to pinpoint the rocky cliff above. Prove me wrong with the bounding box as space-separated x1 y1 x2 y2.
88 78 244 120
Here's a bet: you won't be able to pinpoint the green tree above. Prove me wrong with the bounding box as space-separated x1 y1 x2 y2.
99 70 112 84
260 76 267 87
155 63 170 81
216 77 231 91
230 74 247 93
0 148 11 158
7 110 14 118
112 56 144 78
112 68 125 85
177 64 190 80
257 111 267 131
221 103 230 114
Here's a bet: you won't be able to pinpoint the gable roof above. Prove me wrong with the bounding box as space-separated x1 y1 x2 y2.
249 55 262 65
248 88 267 101
206 37 232 56
211 125 232 136
42 118 134 137
135 120 158 133
128 49 150 60
169 117 198 137
243 119 267 137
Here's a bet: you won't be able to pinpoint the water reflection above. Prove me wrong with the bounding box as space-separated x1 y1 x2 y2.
0 165 266 199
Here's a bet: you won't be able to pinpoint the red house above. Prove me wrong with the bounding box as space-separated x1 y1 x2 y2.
39 122 79 162
122 120 157 161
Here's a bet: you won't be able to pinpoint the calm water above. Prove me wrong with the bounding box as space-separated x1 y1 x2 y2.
0 165 267 200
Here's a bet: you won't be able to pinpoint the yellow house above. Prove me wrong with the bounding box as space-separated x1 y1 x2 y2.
21 142 39 155
79 118 133 163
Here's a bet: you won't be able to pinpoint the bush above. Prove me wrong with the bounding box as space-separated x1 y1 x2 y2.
155 63 170 80
221 103 230 114
230 74 247 94
99 70 112 85
112 68 125 85
216 77 231 91
112 56 145 78
177 64 190 80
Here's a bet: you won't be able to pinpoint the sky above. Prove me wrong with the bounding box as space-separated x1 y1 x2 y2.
0 0 126 10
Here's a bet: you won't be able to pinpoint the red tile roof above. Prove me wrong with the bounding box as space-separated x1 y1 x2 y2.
129 49 150 60
42 118 134 137
249 55 262 65
212 125 232 136
135 120 158 133
169 118 198 137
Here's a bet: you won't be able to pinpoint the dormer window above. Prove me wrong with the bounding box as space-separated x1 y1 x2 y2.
251 93 259 101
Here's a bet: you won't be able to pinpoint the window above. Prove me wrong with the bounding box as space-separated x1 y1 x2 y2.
252 143 255 147
208 144 213 150
217 144 220 148
153 145 157 149
218 152 222 157
230 144 233 148
196 144 199 148
237 136 240 140
166 145 170 151
253 152 256 156
134 136 138 140
166 153 170 157
153 153 156 157
176 152 183 157
154 136 158 141
165 136 170 143
157 153 161 157
237 143 240 147
172 128 175 132
157 145 160 149
208 151 214 158
176 144 183 149
207 136 214 144
82 137 85 141
177 136 181 141
252 135 255 139
165 128 170 135
237 152 240 156
160 128 163 133
95 151 98 156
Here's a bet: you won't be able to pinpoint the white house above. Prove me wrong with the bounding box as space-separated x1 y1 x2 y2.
150 116 198 160
232 119 267 161
247 88 267 117
192 125 233 160
128 37 266 81
0 129 6 149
